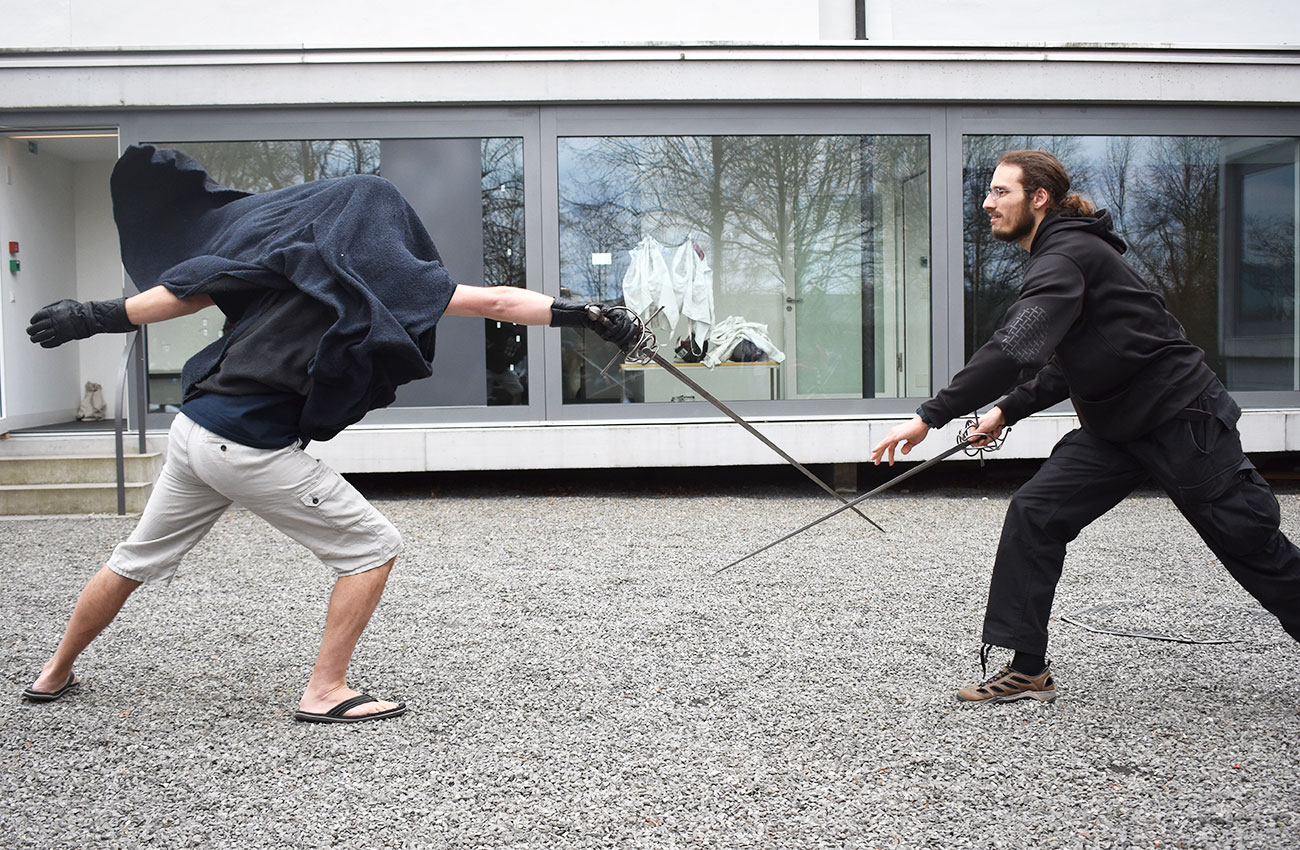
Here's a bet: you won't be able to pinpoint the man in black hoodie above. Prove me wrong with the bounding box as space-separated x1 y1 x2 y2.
870 149 1300 704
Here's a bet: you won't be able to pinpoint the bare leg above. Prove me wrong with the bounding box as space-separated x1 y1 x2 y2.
297 558 401 718
30 565 142 693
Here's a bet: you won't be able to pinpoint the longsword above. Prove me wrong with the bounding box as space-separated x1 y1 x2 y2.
590 305 885 533
714 433 988 575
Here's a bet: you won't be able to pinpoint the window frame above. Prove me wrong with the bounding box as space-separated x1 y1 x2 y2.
543 104 949 422
121 106 549 428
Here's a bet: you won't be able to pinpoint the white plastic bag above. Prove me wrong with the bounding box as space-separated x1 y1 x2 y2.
76 381 106 421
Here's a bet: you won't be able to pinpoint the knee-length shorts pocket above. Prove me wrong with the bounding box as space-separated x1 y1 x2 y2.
195 431 403 577
286 463 403 575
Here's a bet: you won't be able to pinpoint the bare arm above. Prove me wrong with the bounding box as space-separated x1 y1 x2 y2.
445 285 641 351
444 285 555 325
124 286 215 325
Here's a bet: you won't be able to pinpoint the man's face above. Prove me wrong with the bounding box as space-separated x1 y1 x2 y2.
983 163 1035 244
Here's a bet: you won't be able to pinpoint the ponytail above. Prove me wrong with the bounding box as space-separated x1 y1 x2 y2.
1058 192 1097 217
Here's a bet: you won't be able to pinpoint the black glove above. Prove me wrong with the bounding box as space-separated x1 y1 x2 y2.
549 298 640 351
27 298 137 348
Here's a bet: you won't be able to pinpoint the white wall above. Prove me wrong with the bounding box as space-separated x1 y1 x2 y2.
308 410 1300 473
74 159 127 415
0 140 81 428
1 0 825 48
2 0 1295 49
870 0 1298 46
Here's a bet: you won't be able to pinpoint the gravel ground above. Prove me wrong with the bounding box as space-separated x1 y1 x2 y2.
2 464 1297 849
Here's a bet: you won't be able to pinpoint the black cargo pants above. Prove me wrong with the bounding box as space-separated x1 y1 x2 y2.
982 379 1300 655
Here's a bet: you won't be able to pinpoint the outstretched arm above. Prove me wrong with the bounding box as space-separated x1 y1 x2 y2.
28 286 215 348
444 284 639 349
124 286 214 324
444 284 554 325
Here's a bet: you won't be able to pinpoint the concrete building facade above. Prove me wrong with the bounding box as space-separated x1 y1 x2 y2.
2 1 1298 473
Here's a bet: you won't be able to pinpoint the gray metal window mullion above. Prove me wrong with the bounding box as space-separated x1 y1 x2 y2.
537 107 566 423
937 104 965 399
520 107 549 423
1294 140 1300 391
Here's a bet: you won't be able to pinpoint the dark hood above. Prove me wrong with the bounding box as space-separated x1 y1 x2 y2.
108 144 456 441
1030 209 1128 255
110 145 253 291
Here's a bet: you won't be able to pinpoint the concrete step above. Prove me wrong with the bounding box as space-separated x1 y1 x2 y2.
0 437 163 514
0 431 167 458
0 481 153 515
0 453 163 486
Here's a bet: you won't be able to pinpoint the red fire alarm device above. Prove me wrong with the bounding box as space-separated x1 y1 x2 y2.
7 241 16 254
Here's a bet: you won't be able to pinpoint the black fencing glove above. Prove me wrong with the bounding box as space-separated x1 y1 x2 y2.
549 298 640 352
27 298 137 348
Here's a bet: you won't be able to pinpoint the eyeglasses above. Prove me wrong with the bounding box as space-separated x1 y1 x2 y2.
986 187 1024 200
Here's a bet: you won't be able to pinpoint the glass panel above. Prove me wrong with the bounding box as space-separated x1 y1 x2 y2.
557 135 930 404
482 137 528 405
1223 139 1299 390
963 135 1300 392
140 138 527 412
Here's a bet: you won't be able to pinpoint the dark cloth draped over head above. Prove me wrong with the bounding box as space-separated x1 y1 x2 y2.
110 145 457 441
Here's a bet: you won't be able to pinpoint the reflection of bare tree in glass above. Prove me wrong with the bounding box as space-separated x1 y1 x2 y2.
177 140 380 191
1098 137 1136 233
556 144 644 401
481 138 528 404
558 174 639 302
1122 137 1222 374
727 136 865 297
482 138 525 290
1063 137 1223 370
620 136 747 291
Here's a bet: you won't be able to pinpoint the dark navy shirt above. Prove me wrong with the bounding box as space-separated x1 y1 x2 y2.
181 392 306 450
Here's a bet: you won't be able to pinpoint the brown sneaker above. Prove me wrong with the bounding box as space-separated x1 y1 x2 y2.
957 663 1057 704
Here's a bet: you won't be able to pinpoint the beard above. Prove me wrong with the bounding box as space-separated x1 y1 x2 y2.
991 197 1035 243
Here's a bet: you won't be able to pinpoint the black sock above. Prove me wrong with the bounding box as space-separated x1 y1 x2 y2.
1011 651 1046 675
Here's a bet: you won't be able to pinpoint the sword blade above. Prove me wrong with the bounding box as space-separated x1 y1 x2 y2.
714 436 978 575
646 350 885 533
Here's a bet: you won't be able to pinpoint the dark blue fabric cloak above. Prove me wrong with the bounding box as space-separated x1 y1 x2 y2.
110 144 456 441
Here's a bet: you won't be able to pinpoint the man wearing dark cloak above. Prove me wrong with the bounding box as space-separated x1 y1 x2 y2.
22 145 635 722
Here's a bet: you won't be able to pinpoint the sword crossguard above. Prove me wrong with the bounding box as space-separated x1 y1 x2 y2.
959 415 1010 465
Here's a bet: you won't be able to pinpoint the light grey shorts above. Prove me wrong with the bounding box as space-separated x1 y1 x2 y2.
107 413 402 586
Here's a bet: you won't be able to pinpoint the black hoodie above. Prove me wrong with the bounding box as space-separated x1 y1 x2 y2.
920 209 1214 442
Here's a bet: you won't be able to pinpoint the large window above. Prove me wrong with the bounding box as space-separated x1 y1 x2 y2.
963 135 1300 392
557 134 931 405
141 137 527 412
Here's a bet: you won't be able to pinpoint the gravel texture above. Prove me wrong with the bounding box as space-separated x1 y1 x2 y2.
2 464 1297 849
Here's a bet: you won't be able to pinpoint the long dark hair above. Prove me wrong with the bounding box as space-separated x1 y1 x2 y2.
998 149 1096 216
